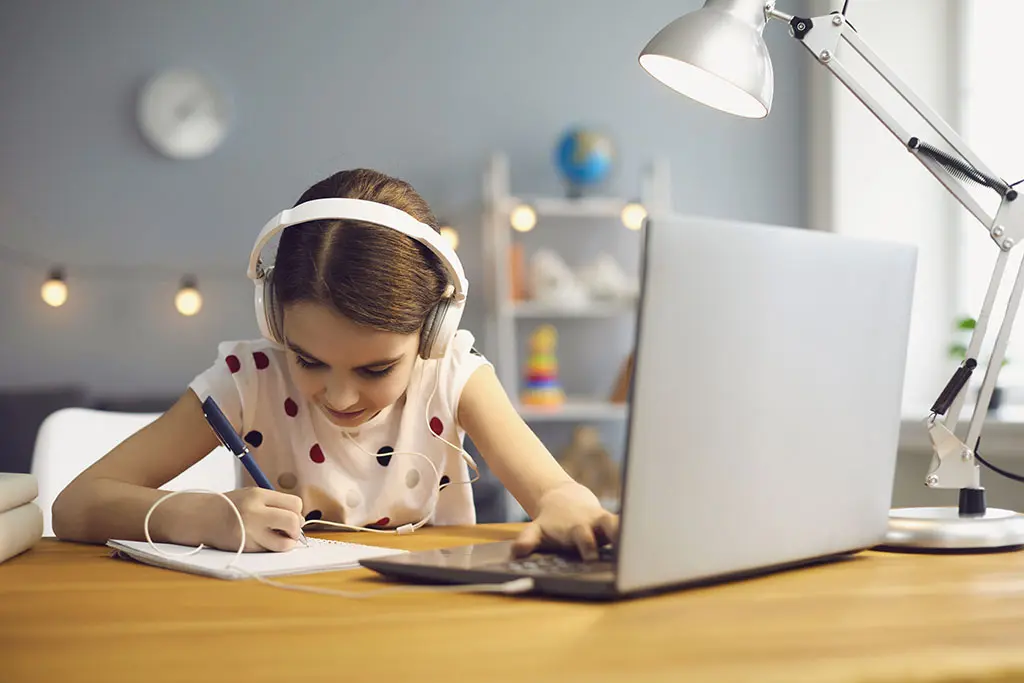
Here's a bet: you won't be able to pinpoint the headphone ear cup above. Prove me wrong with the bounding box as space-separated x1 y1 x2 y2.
253 266 283 345
263 268 284 344
418 299 445 360
419 293 464 360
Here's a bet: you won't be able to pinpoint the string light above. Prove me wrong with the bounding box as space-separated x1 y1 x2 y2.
40 268 68 307
0 242 238 315
439 225 460 251
174 276 202 316
509 204 537 232
621 202 647 231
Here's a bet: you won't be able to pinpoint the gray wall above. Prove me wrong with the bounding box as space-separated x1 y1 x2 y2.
0 0 810 399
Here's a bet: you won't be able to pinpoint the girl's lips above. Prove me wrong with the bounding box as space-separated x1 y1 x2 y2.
323 405 365 424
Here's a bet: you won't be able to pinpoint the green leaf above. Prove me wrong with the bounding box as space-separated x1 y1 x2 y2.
948 343 968 359
957 317 977 330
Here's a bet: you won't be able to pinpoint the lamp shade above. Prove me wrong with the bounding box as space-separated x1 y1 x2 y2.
639 0 774 118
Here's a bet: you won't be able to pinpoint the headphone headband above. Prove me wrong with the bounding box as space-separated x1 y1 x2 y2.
247 198 467 302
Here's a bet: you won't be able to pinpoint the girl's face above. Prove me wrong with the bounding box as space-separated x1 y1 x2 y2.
281 301 420 428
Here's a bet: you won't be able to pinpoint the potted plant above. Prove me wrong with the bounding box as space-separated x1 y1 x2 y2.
949 316 1009 412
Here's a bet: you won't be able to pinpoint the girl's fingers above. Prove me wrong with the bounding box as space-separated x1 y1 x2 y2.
512 522 544 558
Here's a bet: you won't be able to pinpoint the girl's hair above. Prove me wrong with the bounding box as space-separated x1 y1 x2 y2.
272 169 448 335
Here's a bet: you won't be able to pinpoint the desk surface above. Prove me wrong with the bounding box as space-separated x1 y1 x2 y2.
4 525 1024 683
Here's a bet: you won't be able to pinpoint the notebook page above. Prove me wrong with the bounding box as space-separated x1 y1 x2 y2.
107 538 406 579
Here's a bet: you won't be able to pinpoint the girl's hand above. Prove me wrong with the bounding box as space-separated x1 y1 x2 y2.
206 488 305 552
512 482 619 561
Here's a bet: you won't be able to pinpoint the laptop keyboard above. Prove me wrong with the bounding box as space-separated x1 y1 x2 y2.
500 546 616 575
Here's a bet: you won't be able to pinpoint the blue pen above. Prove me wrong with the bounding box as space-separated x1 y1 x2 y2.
201 396 308 546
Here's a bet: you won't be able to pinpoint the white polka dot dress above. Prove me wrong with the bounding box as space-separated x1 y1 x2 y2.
188 330 490 528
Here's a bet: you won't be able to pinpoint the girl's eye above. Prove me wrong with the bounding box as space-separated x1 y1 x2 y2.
294 355 325 370
359 365 395 379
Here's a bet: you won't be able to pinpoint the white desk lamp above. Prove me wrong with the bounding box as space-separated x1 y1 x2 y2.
639 0 1024 551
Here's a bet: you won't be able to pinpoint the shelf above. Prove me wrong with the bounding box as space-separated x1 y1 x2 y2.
509 299 637 318
502 195 633 219
516 398 629 422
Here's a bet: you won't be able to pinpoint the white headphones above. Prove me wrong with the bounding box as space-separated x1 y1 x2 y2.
247 198 468 360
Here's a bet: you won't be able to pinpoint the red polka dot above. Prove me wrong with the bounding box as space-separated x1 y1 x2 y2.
253 351 270 370
430 417 444 435
309 444 325 463
374 517 390 526
284 397 298 417
225 355 241 373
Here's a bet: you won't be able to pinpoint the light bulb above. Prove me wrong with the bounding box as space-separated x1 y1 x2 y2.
41 269 68 307
621 202 648 231
175 276 202 316
509 204 537 232
439 226 460 251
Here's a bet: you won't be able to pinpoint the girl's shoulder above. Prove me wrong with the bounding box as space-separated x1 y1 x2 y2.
417 329 492 418
429 329 489 378
206 338 288 376
189 339 294 430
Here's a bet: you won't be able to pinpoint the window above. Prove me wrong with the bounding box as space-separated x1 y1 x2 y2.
956 0 1024 387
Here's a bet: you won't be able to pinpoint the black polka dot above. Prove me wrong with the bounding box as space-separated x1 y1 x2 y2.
244 430 263 448
439 475 451 488
305 510 322 521
376 446 394 467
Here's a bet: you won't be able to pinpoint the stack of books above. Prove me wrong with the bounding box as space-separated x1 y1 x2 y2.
0 473 43 564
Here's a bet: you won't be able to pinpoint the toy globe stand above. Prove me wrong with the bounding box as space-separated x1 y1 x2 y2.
555 128 615 199
521 324 565 409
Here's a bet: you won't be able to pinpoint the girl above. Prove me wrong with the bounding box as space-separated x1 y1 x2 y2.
52 168 618 561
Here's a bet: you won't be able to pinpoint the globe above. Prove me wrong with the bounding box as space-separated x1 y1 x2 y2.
554 128 614 193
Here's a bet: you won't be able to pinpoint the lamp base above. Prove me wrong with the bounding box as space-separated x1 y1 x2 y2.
879 507 1024 552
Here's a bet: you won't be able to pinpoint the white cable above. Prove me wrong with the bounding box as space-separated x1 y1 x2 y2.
421 354 481 477
305 356 480 536
245 571 533 598
305 439 439 535
144 488 247 567
138 354 511 596
142 489 533 597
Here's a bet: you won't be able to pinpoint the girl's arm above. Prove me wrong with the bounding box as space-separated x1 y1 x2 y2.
456 365 571 516
52 390 221 544
51 390 302 550
457 365 618 559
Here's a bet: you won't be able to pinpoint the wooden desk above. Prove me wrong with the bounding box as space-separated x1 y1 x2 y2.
4 525 1024 683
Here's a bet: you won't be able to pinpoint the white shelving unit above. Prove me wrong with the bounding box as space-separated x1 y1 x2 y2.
482 152 672 417
517 397 629 423
508 299 637 319
480 152 672 520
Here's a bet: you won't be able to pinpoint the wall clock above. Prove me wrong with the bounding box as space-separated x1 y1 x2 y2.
136 69 230 160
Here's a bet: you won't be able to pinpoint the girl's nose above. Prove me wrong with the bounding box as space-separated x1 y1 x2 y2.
324 374 359 409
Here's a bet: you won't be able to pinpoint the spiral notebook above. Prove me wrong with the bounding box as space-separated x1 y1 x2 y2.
106 537 406 580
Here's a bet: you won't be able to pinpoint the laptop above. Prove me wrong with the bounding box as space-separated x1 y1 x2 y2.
361 214 918 600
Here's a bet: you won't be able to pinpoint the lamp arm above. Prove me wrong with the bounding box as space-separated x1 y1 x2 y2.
766 5 1024 500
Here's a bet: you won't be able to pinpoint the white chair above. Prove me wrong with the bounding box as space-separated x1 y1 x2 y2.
31 407 239 537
